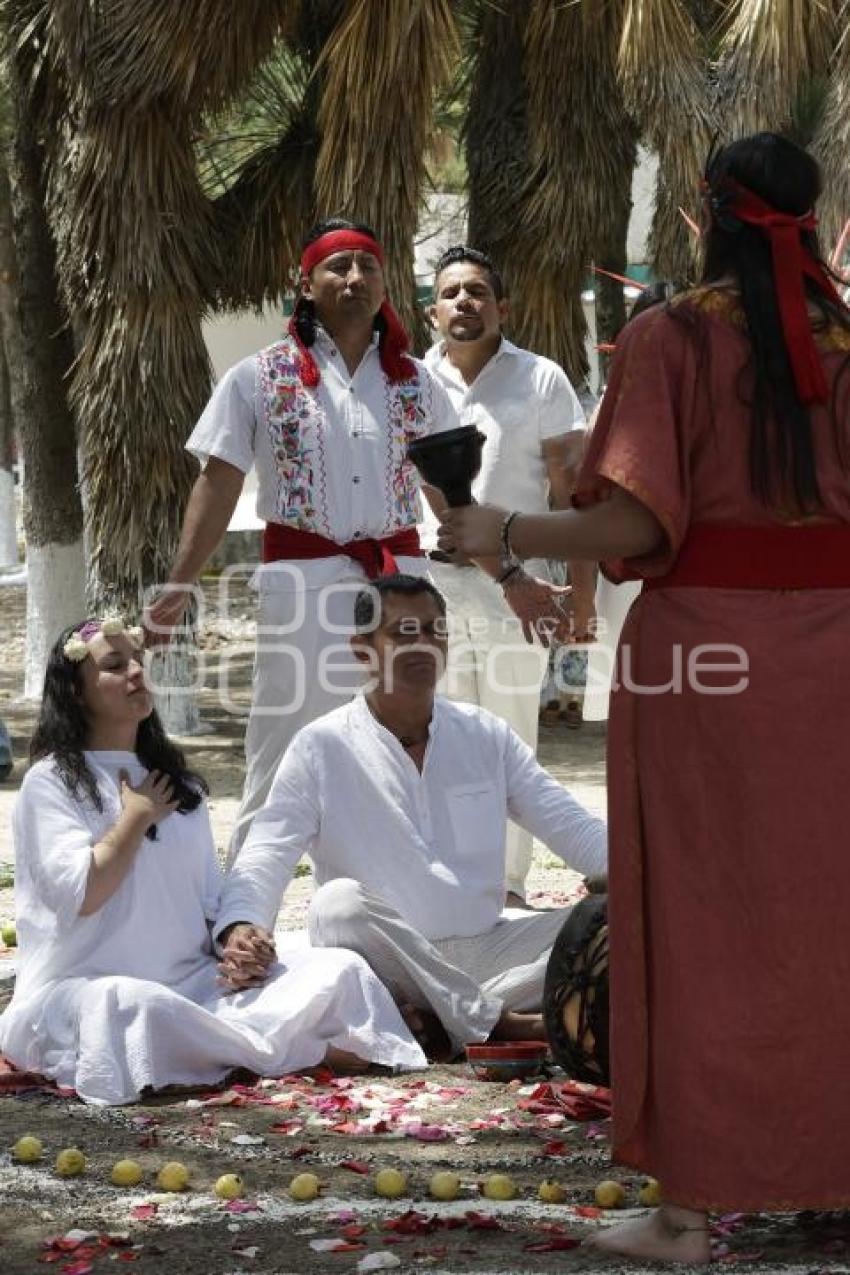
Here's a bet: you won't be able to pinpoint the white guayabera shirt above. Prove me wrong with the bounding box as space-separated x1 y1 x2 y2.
216 695 608 944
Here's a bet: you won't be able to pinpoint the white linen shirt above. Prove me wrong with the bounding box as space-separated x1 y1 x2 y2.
187 329 457 543
423 337 585 512
216 695 607 943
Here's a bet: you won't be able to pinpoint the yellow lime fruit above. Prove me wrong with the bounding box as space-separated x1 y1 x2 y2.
55 1147 86 1177
481 1174 517 1201
429 1171 461 1201
12 1135 42 1163
594 1179 626 1209
110 1159 144 1187
538 1179 568 1203
215 1173 244 1201
639 1177 663 1208
1 924 16 947
374 1168 408 1199
156 1161 190 1192
289 1172 321 1201
12 1134 43 1163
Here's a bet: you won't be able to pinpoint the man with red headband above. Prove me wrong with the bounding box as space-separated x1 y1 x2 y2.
146 219 457 861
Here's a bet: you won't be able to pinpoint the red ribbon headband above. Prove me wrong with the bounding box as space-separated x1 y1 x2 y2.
290 229 414 386
716 179 844 405
300 230 385 275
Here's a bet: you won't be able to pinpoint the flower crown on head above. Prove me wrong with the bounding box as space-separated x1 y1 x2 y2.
63 616 144 663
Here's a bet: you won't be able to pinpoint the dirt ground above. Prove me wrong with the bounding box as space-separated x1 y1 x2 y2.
0 580 848 1274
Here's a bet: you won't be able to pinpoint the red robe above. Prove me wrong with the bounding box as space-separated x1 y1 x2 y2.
579 288 850 1210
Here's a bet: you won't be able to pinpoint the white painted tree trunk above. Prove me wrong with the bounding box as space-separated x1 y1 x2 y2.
0 468 16 567
149 644 202 736
24 539 86 698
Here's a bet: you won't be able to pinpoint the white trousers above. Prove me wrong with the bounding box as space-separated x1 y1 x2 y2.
307 877 571 1051
581 576 642 721
228 556 428 865
430 561 549 899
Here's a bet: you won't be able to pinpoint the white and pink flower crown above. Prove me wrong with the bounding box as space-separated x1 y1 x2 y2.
63 617 144 663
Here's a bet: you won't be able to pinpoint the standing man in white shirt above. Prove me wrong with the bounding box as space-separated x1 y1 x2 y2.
423 246 596 907
144 220 457 862
214 575 607 1055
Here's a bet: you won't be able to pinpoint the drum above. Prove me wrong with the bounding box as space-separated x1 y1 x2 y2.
543 895 610 1086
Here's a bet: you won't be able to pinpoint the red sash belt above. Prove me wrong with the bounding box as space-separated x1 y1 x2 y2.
645 522 850 590
262 523 422 578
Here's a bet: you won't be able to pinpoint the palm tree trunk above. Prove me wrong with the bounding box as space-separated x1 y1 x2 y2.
313 0 458 351
510 1 636 389
0 47 84 696
465 0 531 269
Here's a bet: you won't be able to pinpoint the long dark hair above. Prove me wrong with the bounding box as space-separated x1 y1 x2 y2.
292 217 388 348
29 624 208 839
700 132 850 513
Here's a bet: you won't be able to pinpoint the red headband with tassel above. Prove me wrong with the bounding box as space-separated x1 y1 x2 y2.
709 178 846 405
289 230 415 387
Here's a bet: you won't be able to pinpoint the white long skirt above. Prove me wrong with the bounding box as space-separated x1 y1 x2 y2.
3 943 426 1105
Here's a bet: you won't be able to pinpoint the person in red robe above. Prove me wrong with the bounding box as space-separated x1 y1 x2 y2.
437 131 850 1263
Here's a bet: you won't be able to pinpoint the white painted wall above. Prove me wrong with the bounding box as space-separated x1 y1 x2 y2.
628 146 657 266
24 539 86 698
0 469 17 568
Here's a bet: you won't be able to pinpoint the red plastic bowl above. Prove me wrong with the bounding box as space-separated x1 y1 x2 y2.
465 1040 549 1081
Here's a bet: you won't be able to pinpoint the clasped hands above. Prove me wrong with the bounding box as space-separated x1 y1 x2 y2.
217 923 277 991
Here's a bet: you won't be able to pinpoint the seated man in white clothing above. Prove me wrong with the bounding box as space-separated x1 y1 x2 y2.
215 575 607 1055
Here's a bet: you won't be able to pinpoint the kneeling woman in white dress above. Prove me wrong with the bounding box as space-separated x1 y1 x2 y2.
0 618 425 1105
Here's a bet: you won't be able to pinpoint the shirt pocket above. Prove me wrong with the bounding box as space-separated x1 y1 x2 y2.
444 781 505 864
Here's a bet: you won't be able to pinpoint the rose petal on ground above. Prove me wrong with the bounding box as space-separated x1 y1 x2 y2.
340 1225 368 1240
381 1212 438 1236
223 1200 262 1214
357 1254 401 1272
339 1160 371 1175
464 1212 504 1230
129 1205 158 1221
309 1239 366 1253
268 1120 304 1135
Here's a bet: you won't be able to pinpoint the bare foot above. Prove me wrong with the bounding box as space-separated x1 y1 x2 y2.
583 1205 710 1265
489 1009 547 1042
323 1046 370 1074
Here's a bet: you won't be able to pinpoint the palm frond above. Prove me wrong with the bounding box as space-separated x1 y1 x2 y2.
313 0 459 348
512 0 636 383
44 0 300 114
618 0 716 284
199 46 319 310
48 104 217 607
813 2 850 251
210 113 318 311
717 0 839 137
